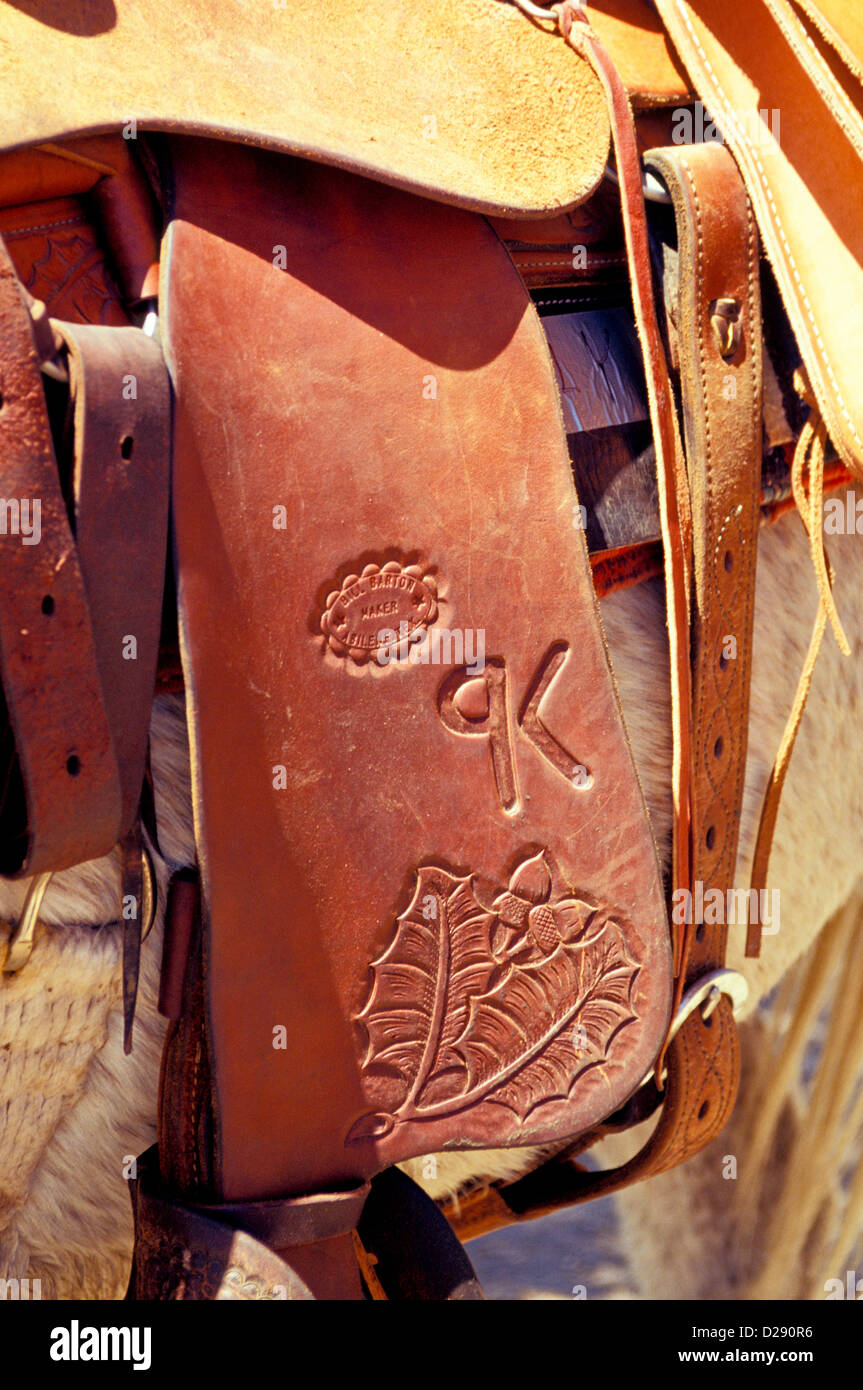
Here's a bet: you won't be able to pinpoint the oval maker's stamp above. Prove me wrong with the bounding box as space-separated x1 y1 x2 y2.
320 560 438 664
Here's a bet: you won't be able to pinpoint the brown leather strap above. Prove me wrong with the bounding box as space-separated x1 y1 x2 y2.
556 4 694 943
447 35 760 1233
54 319 171 835
646 141 762 985
0 236 121 878
186 1181 371 1248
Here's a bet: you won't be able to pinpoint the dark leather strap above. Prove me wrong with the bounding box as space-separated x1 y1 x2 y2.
0 236 121 878
54 319 171 835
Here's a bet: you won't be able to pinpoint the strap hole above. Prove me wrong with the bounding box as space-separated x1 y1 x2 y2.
705 825 716 850
695 922 705 942
713 735 723 759
66 754 81 777
120 435 134 461
723 549 733 572
0 391 4 410
718 652 728 671
697 1100 709 1121
41 595 55 616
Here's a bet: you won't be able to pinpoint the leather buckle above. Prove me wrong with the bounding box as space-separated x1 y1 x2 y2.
0 846 156 976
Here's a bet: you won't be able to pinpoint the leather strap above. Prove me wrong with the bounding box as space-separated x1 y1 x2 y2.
0 236 121 879
646 141 762 993
129 1149 360 1300
555 4 694 939
54 319 170 836
446 21 759 1233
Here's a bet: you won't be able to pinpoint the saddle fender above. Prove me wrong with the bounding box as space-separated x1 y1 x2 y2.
145 136 673 1297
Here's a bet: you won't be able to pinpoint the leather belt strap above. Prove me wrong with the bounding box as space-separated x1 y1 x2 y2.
555 3 694 938
0 247 169 884
0 236 121 878
646 142 762 994
445 19 761 1237
53 320 171 1040
53 320 171 837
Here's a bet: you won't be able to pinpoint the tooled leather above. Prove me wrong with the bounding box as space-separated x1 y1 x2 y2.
157 909 216 1198
163 134 673 1205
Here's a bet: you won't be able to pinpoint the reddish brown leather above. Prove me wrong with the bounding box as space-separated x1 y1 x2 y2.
89 141 161 304
442 15 754 1235
0 194 129 327
161 136 672 1208
55 320 170 834
0 236 121 877
646 143 762 968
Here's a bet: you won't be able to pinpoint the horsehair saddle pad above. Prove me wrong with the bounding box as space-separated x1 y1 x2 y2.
160 136 671 1204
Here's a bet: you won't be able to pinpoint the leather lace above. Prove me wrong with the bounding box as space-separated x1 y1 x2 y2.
748 368 851 952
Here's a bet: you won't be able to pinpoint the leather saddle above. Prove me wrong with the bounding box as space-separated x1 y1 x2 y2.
0 0 857 1298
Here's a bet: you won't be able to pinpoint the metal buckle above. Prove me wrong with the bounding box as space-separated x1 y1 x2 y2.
639 967 749 1090
0 847 157 976
1 871 53 974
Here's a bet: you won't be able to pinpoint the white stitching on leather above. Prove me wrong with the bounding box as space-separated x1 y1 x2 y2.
672 0 863 453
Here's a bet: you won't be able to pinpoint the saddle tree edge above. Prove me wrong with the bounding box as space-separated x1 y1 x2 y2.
152 134 673 1293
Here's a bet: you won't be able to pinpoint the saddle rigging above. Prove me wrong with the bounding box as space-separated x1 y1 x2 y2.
0 0 858 1297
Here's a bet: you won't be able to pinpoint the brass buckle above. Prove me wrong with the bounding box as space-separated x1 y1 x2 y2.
0 871 53 974
0 848 157 976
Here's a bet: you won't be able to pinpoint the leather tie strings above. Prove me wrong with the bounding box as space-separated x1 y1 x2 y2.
748 368 850 954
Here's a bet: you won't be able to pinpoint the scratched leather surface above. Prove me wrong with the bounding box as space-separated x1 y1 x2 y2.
163 140 672 1201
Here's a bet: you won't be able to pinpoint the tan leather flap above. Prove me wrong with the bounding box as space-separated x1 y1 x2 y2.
0 0 613 217
656 0 863 480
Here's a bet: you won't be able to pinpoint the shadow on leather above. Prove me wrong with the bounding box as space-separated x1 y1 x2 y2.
5 0 116 37
161 136 529 373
